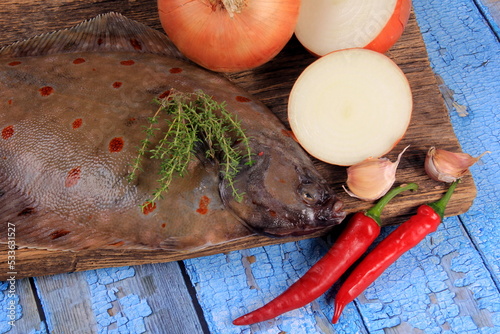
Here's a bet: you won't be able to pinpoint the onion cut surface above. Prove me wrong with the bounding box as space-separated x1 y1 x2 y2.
288 49 413 166
295 0 412 56
157 0 300 72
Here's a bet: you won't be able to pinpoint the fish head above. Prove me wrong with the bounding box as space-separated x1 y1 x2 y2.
220 147 346 237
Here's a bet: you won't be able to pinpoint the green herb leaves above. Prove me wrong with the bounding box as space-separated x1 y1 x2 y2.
128 90 253 208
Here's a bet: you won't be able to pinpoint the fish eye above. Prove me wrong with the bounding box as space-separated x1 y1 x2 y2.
302 191 314 202
298 181 331 206
300 187 319 205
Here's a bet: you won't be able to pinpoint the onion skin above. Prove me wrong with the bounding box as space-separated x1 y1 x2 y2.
157 0 300 72
364 0 412 53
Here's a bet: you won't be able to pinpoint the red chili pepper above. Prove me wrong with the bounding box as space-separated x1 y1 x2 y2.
232 183 418 326
332 180 459 324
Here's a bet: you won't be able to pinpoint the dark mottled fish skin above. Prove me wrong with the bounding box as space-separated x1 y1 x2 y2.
0 13 345 251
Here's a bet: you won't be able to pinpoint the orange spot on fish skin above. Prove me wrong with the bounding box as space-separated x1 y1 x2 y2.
72 118 83 129
125 118 137 127
161 223 166 228
236 96 251 103
169 67 183 74
196 196 211 215
65 167 81 188
7 99 13 105
73 58 86 64
130 38 142 50
50 229 71 240
108 241 125 247
112 81 122 88
158 90 171 99
2 125 14 140
258 151 264 156
142 201 157 215
39 86 54 96
8 61 22 66
109 137 124 152
120 60 135 66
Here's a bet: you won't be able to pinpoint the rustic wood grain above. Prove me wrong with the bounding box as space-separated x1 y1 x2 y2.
32 273 98 334
0 0 477 279
134 263 206 333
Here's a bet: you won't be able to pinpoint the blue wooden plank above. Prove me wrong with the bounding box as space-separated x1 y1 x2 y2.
31 266 153 334
28 262 204 334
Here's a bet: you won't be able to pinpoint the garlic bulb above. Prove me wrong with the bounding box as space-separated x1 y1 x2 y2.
425 147 489 182
343 146 409 201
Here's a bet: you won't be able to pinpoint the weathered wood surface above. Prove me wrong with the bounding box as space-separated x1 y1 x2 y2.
1 0 499 333
0 0 477 279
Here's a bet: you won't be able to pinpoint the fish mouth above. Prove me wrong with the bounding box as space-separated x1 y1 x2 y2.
260 198 346 238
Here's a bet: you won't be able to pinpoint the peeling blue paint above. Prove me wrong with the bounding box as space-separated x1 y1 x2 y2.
0 281 21 334
27 322 48 334
85 267 152 334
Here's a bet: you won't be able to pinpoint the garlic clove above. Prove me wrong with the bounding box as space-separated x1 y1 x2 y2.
343 145 409 201
425 147 489 183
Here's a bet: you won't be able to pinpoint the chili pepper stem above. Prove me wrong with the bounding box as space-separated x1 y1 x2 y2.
427 180 459 218
365 183 418 225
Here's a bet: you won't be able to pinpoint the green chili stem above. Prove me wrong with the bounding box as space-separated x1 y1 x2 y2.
365 183 419 225
427 180 459 218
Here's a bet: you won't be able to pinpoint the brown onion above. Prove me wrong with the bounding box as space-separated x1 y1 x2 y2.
157 0 300 72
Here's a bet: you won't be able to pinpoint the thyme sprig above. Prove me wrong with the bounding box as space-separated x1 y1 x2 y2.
128 90 253 208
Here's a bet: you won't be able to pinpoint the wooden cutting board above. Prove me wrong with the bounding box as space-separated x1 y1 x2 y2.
0 0 476 279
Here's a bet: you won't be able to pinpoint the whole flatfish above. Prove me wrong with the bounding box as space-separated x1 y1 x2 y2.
0 13 345 251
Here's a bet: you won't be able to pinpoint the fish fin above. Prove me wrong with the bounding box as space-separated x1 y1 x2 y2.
0 173 134 251
0 12 185 60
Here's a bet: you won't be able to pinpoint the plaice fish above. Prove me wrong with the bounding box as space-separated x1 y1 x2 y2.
0 13 345 251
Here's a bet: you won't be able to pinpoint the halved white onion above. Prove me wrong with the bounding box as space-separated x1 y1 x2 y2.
288 48 413 166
